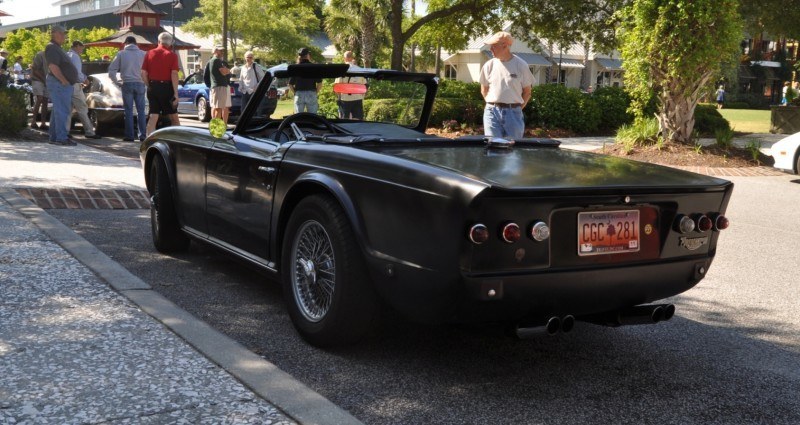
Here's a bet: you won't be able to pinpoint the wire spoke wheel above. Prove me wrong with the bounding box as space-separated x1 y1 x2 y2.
281 194 379 346
291 220 336 322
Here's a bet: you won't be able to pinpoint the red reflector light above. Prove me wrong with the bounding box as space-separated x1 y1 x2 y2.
230 87 235 94
696 215 713 232
714 215 729 230
502 223 521 243
469 224 489 244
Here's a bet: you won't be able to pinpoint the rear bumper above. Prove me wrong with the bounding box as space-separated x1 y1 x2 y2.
369 257 712 323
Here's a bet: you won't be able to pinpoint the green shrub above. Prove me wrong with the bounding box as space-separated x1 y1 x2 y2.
591 86 634 130
437 80 482 101
365 80 422 98
615 117 661 152
365 99 399 122
526 84 601 134
0 87 28 136
694 104 731 136
430 98 483 127
714 126 735 148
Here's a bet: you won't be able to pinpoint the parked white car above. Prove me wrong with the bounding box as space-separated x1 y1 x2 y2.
770 132 800 174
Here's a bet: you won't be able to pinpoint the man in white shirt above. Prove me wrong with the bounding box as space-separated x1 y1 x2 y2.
336 51 366 119
65 40 100 138
479 31 535 140
238 51 264 116
13 56 25 84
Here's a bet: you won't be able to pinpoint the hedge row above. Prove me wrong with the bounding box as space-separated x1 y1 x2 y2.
525 85 634 134
0 87 28 136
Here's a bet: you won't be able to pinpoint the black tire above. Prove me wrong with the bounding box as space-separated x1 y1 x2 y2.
281 195 379 347
149 157 190 253
795 151 800 175
197 97 210 122
88 110 102 135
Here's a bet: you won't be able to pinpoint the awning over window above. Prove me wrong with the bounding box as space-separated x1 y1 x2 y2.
515 53 553 67
554 58 585 69
751 60 782 68
596 58 623 71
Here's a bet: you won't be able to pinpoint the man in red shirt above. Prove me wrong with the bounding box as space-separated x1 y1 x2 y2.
141 32 180 136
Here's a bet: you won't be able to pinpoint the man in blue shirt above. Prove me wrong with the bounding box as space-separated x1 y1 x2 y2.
108 36 147 141
66 41 100 138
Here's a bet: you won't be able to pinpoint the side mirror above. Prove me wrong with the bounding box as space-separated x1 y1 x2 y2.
208 117 227 138
333 82 367 95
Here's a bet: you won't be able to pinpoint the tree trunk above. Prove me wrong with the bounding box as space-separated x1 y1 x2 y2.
222 0 228 61
657 71 714 144
435 44 442 76
390 0 405 70
360 7 378 68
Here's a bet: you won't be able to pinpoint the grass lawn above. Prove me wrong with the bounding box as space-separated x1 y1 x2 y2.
718 108 771 134
271 99 295 119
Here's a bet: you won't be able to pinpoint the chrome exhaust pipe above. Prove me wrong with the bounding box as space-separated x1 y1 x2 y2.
516 316 561 339
618 305 664 325
560 315 575 333
661 304 676 322
580 304 674 327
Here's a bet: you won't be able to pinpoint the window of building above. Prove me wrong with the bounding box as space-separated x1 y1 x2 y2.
133 16 143 26
147 17 156 26
186 50 202 75
444 64 457 80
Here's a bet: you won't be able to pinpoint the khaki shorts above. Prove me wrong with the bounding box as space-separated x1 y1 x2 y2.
210 86 232 108
31 80 49 97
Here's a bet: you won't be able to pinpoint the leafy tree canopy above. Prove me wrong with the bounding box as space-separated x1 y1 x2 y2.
184 0 321 63
619 0 742 144
502 0 629 55
1 27 117 63
740 0 800 40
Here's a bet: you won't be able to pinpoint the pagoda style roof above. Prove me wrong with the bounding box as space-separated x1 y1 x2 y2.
115 0 166 16
0 9 11 17
84 26 200 51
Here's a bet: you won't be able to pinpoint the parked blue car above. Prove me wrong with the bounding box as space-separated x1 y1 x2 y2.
177 71 242 122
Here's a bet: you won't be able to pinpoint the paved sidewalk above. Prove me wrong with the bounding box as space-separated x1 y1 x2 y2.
0 192 293 424
0 137 362 425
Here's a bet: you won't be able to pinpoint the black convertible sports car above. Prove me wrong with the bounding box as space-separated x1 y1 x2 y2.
140 63 733 346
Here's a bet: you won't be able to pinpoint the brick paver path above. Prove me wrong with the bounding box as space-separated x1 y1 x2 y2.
16 188 150 210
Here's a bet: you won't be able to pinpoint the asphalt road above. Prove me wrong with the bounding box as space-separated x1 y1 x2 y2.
48 173 800 424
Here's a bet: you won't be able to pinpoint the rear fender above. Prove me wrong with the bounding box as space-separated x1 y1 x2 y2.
143 142 176 195
274 171 369 264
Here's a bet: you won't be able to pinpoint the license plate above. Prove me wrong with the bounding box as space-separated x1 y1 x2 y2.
577 210 640 256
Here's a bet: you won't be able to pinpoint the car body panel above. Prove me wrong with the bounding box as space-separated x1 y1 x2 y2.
141 63 733 330
770 131 800 173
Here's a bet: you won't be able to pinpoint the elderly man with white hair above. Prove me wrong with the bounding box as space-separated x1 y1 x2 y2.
141 31 181 136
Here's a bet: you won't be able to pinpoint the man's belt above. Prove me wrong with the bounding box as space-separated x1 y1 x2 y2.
487 102 522 108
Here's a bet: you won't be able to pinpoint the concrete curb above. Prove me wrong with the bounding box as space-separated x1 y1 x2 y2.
0 188 363 425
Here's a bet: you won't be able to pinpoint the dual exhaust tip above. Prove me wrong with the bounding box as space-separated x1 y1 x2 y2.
515 315 575 339
515 304 676 339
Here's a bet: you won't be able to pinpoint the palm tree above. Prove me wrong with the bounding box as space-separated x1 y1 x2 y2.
324 0 388 67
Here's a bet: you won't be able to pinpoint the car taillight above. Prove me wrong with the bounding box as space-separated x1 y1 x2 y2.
714 215 730 230
229 87 235 95
675 215 695 234
501 223 521 243
696 214 713 232
469 224 489 244
530 221 550 241
267 89 277 99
